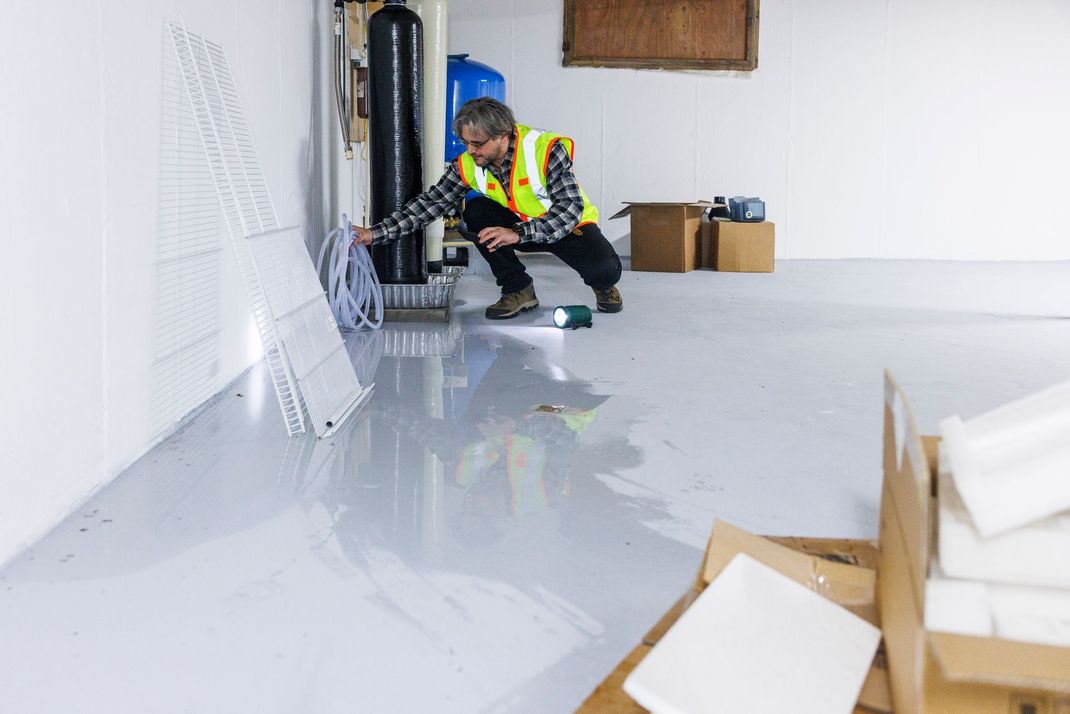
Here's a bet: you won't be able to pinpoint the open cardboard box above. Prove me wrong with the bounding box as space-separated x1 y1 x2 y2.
609 201 721 273
581 372 1070 713
578 524 892 713
879 372 1070 713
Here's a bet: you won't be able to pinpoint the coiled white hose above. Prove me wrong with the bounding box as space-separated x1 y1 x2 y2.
317 213 384 331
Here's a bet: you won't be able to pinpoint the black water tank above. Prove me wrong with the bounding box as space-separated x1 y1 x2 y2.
368 0 426 284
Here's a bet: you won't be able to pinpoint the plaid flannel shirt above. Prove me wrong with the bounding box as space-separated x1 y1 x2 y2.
370 133 587 245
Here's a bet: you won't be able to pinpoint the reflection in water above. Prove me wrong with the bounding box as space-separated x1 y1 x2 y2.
274 328 665 709
14 324 661 589
287 328 663 578
308 333 612 551
1 323 694 714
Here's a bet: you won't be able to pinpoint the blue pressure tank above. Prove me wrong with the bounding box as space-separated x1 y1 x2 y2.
445 54 506 162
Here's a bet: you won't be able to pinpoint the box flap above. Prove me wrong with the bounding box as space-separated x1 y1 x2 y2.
928 631 1070 693
857 654 893 714
882 370 933 613
608 200 722 220
877 475 926 714
701 521 877 624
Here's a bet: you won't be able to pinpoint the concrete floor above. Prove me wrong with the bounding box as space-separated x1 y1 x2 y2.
1 259 1068 713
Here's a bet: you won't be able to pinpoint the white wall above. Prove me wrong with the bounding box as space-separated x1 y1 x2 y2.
0 0 329 569
448 0 1070 260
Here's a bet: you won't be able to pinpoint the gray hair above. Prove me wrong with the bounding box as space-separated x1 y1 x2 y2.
451 97 516 140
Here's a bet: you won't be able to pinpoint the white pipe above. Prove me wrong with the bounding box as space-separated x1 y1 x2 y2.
412 0 448 269
349 10 370 229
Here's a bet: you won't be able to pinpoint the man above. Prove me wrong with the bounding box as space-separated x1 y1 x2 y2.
352 97 623 319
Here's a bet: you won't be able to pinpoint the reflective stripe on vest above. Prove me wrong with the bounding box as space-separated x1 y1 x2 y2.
521 129 553 212
472 165 488 195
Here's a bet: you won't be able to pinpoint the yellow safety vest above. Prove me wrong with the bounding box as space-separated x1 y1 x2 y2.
457 124 599 227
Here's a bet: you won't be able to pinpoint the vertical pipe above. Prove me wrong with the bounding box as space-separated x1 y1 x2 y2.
411 0 449 273
333 4 353 159
368 0 426 285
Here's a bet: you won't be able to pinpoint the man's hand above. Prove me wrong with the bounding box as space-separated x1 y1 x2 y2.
478 226 520 252
352 226 374 246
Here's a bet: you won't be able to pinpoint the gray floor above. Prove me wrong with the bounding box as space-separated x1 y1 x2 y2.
1 260 1068 713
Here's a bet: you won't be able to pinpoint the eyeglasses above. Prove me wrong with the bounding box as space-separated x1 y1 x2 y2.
457 134 503 149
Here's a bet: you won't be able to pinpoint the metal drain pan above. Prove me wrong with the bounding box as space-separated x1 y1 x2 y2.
380 273 459 309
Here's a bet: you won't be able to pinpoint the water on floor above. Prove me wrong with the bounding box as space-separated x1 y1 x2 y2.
2 259 1069 712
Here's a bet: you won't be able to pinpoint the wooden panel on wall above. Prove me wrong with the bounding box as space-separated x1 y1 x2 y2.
564 0 759 71
345 2 384 143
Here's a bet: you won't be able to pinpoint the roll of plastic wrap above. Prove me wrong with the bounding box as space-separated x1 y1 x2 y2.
368 0 426 285
411 0 448 273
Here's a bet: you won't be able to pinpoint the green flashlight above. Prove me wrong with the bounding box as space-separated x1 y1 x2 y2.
552 305 593 330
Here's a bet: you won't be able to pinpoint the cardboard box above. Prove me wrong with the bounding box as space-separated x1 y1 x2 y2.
702 220 775 272
879 372 1070 713
578 523 892 714
609 201 718 273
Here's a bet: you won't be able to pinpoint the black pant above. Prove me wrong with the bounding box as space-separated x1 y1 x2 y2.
463 197 622 295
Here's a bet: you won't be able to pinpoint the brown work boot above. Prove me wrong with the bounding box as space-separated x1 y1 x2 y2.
593 285 623 313
485 284 539 320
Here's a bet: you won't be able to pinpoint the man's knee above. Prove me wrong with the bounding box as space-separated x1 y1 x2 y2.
580 229 622 286
566 243 620 288
590 253 622 287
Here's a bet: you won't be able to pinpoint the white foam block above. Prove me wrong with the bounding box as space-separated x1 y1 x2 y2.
923 572 994 638
938 453 1070 589
623 554 882 714
926 565 1070 648
941 379 1070 537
